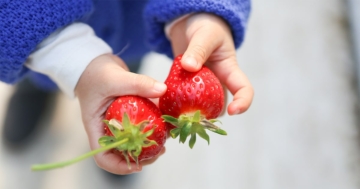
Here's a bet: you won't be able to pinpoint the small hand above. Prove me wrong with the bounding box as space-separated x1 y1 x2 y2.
169 13 254 115
75 54 167 174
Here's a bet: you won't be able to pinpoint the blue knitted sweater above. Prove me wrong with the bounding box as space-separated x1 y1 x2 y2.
0 0 250 90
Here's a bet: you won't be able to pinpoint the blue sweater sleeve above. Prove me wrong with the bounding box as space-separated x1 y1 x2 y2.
144 0 251 58
0 0 93 84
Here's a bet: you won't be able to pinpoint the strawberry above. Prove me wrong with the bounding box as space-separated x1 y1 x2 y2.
100 95 167 167
31 95 167 171
160 54 227 149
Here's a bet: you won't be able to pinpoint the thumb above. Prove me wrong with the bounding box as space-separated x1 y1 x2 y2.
119 72 167 98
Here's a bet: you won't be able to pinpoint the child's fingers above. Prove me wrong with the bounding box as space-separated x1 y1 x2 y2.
227 85 254 115
180 13 231 72
219 84 228 117
208 57 254 115
91 140 165 175
181 28 222 72
225 69 253 115
94 151 142 175
85 120 141 175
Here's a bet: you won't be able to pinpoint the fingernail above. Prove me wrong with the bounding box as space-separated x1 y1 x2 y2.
183 56 197 68
134 166 142 172
154 82 167 93
232 105 241 115
233 109 241 115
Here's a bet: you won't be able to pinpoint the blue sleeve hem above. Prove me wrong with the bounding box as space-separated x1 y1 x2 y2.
144 0 251 58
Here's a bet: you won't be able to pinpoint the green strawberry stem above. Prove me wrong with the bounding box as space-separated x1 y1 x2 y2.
31 138 129 171
31 113 158 171
162 110 227 149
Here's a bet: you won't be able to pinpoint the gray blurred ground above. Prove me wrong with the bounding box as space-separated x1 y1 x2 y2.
1 0 360 188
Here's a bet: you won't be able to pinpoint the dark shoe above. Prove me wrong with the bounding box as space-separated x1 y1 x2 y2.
2 79 57 146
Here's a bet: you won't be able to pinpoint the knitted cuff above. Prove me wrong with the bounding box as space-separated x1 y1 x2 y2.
144 0 251 58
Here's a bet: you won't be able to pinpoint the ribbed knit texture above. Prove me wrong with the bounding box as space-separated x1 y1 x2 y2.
144 0 251 58
0 0 250 90
0 0 93 86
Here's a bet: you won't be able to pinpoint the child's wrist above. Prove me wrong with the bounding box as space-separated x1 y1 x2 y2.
164 14 193 40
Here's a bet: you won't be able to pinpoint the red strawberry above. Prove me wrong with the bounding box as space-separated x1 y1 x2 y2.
160 54 227 148
101 95 167 167
31 95 167 171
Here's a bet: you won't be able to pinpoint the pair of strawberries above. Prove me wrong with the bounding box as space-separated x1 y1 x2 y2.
102 54 227 166
32 54 227 171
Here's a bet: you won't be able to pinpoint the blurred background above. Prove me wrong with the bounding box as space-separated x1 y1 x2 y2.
1 0 360 188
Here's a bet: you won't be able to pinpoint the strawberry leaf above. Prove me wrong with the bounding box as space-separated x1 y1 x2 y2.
200 119 227 135
98 136 116 147
209 128 227 135
137 120 150 131
134 145 142 157
178 119 188 128
192 110 201 122
143 128 155 138
143 140 157 147
197 127 210 145
162 115 179 127
134 157 140 168
103 120 122 138
180 122 192 143
170 128 181 138
189 133 196 149
209 119 222 124
122 151 131 169
122 112 131 129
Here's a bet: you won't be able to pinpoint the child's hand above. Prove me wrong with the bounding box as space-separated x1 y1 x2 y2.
169 13 254 115
75 54 167 175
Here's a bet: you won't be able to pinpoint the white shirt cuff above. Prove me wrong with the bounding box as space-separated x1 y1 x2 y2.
164 14 193 39
25 23 113 98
